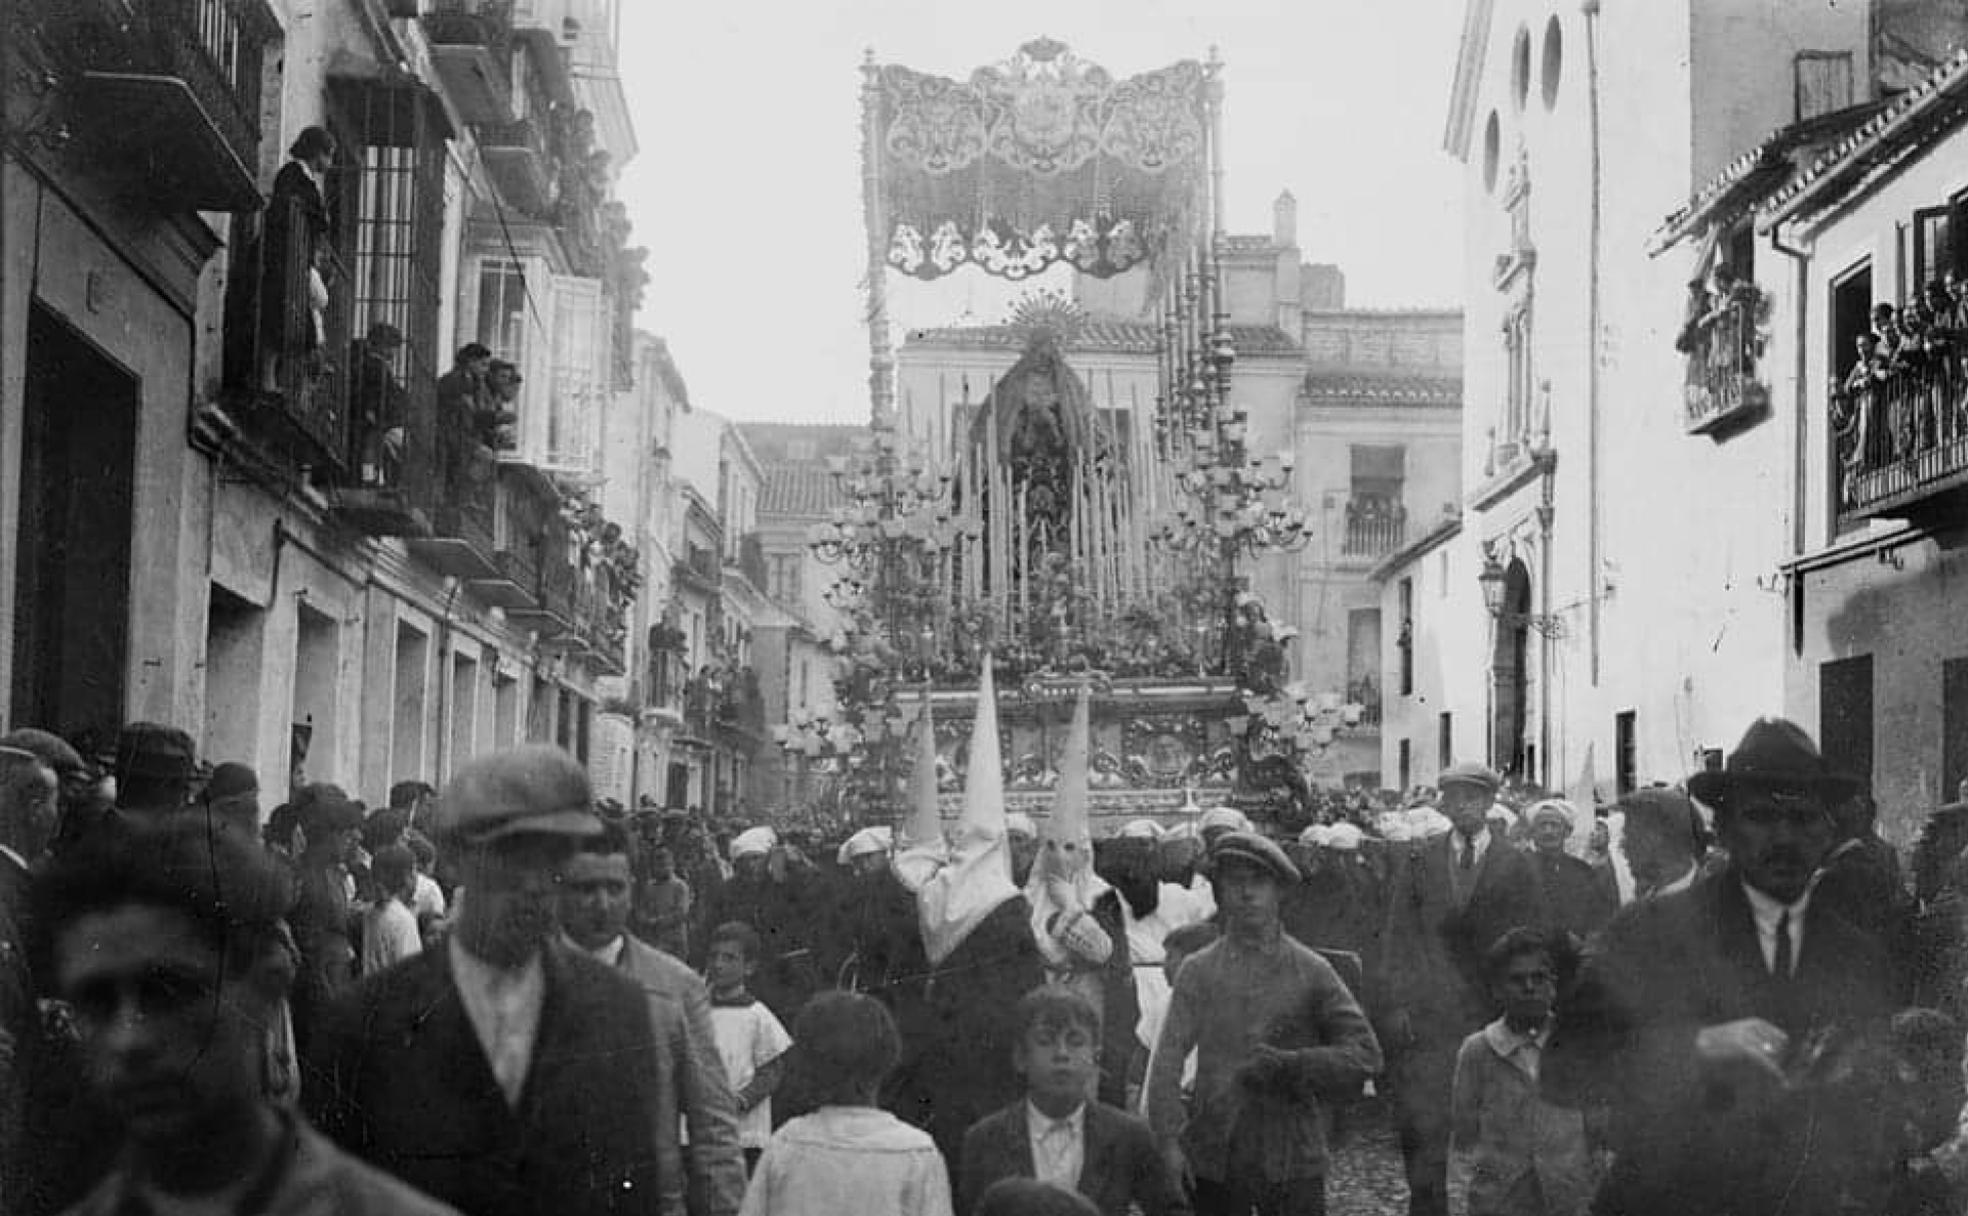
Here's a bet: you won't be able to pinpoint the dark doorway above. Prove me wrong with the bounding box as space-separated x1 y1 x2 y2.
1819 654 1874 792
1490 559 1532 778
1945 657 1968 804
11 305 137 738
666 761 690 809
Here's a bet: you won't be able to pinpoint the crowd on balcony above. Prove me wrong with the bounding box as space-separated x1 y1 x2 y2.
1832 278 1968 505
1675 262 1770 422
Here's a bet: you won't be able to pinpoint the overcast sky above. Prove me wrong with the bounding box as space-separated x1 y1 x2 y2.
616 0 1467 423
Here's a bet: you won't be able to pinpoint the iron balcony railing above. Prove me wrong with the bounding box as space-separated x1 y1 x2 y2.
220 193 346 473
1683 296 1769 433
1834 348 1968 520
423 0 516 46
1341 498 1407 558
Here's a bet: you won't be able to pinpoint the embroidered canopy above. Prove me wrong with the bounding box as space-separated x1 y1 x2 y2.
867 39 1211 282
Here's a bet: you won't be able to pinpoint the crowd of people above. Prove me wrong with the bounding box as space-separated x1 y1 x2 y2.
4 712 1968 1216
1832 277 1968 500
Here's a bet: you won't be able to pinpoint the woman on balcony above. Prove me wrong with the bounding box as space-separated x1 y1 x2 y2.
260 127 336 383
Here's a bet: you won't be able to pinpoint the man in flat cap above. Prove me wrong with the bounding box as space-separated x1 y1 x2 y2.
1148 831 1381 1216
1544 718 1895 1216
1375 762 1545 1216
307 745 665 1216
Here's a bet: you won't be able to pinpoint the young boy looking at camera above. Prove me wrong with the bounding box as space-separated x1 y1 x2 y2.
959 986 1187 1216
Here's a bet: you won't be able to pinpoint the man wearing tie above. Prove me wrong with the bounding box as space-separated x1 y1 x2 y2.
1543 718 1896 1216
1375 764 1545 1216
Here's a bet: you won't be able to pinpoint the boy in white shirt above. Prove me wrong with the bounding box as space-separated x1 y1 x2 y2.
706 920 793 1169
360 844 423 976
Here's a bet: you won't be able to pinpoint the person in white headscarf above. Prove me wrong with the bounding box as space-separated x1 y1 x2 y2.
1524 798 1617 942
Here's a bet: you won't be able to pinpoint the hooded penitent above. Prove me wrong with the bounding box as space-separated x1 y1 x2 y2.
1027 685 1113 973
895 659 1022 966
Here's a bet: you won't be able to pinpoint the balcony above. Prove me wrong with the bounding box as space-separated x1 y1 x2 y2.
215 196 347 481
1340 498 1407 560
1835 357 1968 530
1682 295 1770 437
508 527 577 636
49 0 275 212
403 443 500 575
684 666 766 749
478 116 559 218
422 0 516 126
673 549 721 595
568 575 627 673
469 463 557 610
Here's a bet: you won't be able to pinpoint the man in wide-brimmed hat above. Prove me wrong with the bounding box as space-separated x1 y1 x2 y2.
1545 717 1895 1216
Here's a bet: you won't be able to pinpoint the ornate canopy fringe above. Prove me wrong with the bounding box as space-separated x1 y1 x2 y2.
869 39 1209 282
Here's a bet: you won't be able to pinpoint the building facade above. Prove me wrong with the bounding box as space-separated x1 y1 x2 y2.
2 0 651 805
1399 0 1967 816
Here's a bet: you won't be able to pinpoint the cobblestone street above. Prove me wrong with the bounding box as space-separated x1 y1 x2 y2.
1327 1096 1410 1215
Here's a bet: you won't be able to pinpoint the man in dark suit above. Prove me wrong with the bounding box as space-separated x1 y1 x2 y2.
1375 763 1546 1216
558 820 745 1216
961 987 1188 1216
1544 718 1897 1216
307 746 665 1216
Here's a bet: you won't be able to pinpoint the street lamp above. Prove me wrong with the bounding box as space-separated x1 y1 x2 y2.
1478 550 1508 617
1479 546 1564 637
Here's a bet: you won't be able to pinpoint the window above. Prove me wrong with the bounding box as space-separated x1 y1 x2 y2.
768 553 802 605
1913 198 1968 296
1725 221 1756 291
1819 655 1874 793
1397 578 1415 696
1398 739 1412 791
477 260 533 366
1794 51 1853 122
1511 25 1532 111
341 100 445 481
1615 710 1637 796
548 276 604 473
1540 15 1564 110
1946 658 1968 804
1830 261 1874 383
1438 712 1453 769
1346 610 1381 711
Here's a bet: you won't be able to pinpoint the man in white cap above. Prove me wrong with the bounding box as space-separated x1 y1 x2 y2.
1198 806 1252 850
698 826 814 1021
308 744 667 1216
1375 762 1545 1216
823 826 926 1006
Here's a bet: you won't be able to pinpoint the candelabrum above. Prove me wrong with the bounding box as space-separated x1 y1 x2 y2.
1148 326 1312 677
1230 686 1368 756
805 426 977 822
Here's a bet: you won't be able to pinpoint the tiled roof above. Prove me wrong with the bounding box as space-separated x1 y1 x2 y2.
903 321 1302 357
759 462 843 518
1763 48 1968 228
1650 101 1888 252
1302 374 1462 406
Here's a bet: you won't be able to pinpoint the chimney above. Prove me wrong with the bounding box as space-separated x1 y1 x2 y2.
1273 190 1298 248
